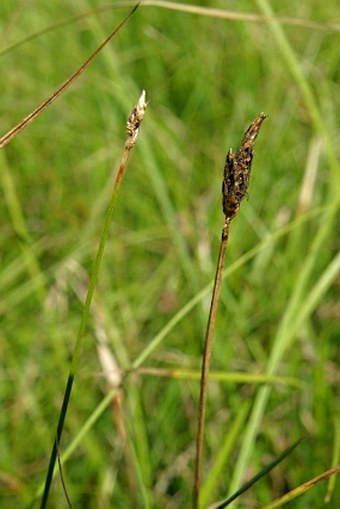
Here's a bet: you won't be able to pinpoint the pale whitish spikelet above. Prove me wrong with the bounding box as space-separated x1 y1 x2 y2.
126 90 147 148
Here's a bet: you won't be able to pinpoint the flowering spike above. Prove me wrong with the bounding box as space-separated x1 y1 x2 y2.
222 113 267 221
126 90 147 149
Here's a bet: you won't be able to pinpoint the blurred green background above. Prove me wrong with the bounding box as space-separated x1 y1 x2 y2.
0 1 339 508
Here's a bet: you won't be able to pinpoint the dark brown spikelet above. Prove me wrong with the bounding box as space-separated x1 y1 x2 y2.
222 112 267 221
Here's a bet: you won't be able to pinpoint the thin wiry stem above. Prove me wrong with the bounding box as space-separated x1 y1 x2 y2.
193 218 230 509
56 437 72 509
0 1 337 61
39 91 147 509
193 114 267 509
0 3 139 149
215 437 303 508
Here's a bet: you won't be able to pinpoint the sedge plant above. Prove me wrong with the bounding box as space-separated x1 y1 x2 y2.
39 90 147 508
193 113 267 509
1 2 339 508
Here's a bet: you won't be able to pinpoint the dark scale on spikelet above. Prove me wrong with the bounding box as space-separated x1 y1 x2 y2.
222 113 267 221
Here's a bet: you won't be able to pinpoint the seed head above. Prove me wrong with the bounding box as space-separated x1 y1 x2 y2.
222 113 267 220
126 90 147 149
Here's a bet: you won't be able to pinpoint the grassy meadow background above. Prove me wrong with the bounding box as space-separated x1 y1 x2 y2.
0 0 339 507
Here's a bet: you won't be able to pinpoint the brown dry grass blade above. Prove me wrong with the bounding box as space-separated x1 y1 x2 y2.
261 465 340 509
0 2 140 149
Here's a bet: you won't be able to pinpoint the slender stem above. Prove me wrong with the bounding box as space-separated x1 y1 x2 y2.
193 219 230 509
40 149 129 509
39 91 147 509
192 113 266 508
0 3 139 149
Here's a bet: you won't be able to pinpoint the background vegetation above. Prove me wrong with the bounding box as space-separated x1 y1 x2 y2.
0 1 339 507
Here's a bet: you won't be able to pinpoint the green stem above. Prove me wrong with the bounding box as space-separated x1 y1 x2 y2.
39 145 131 509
